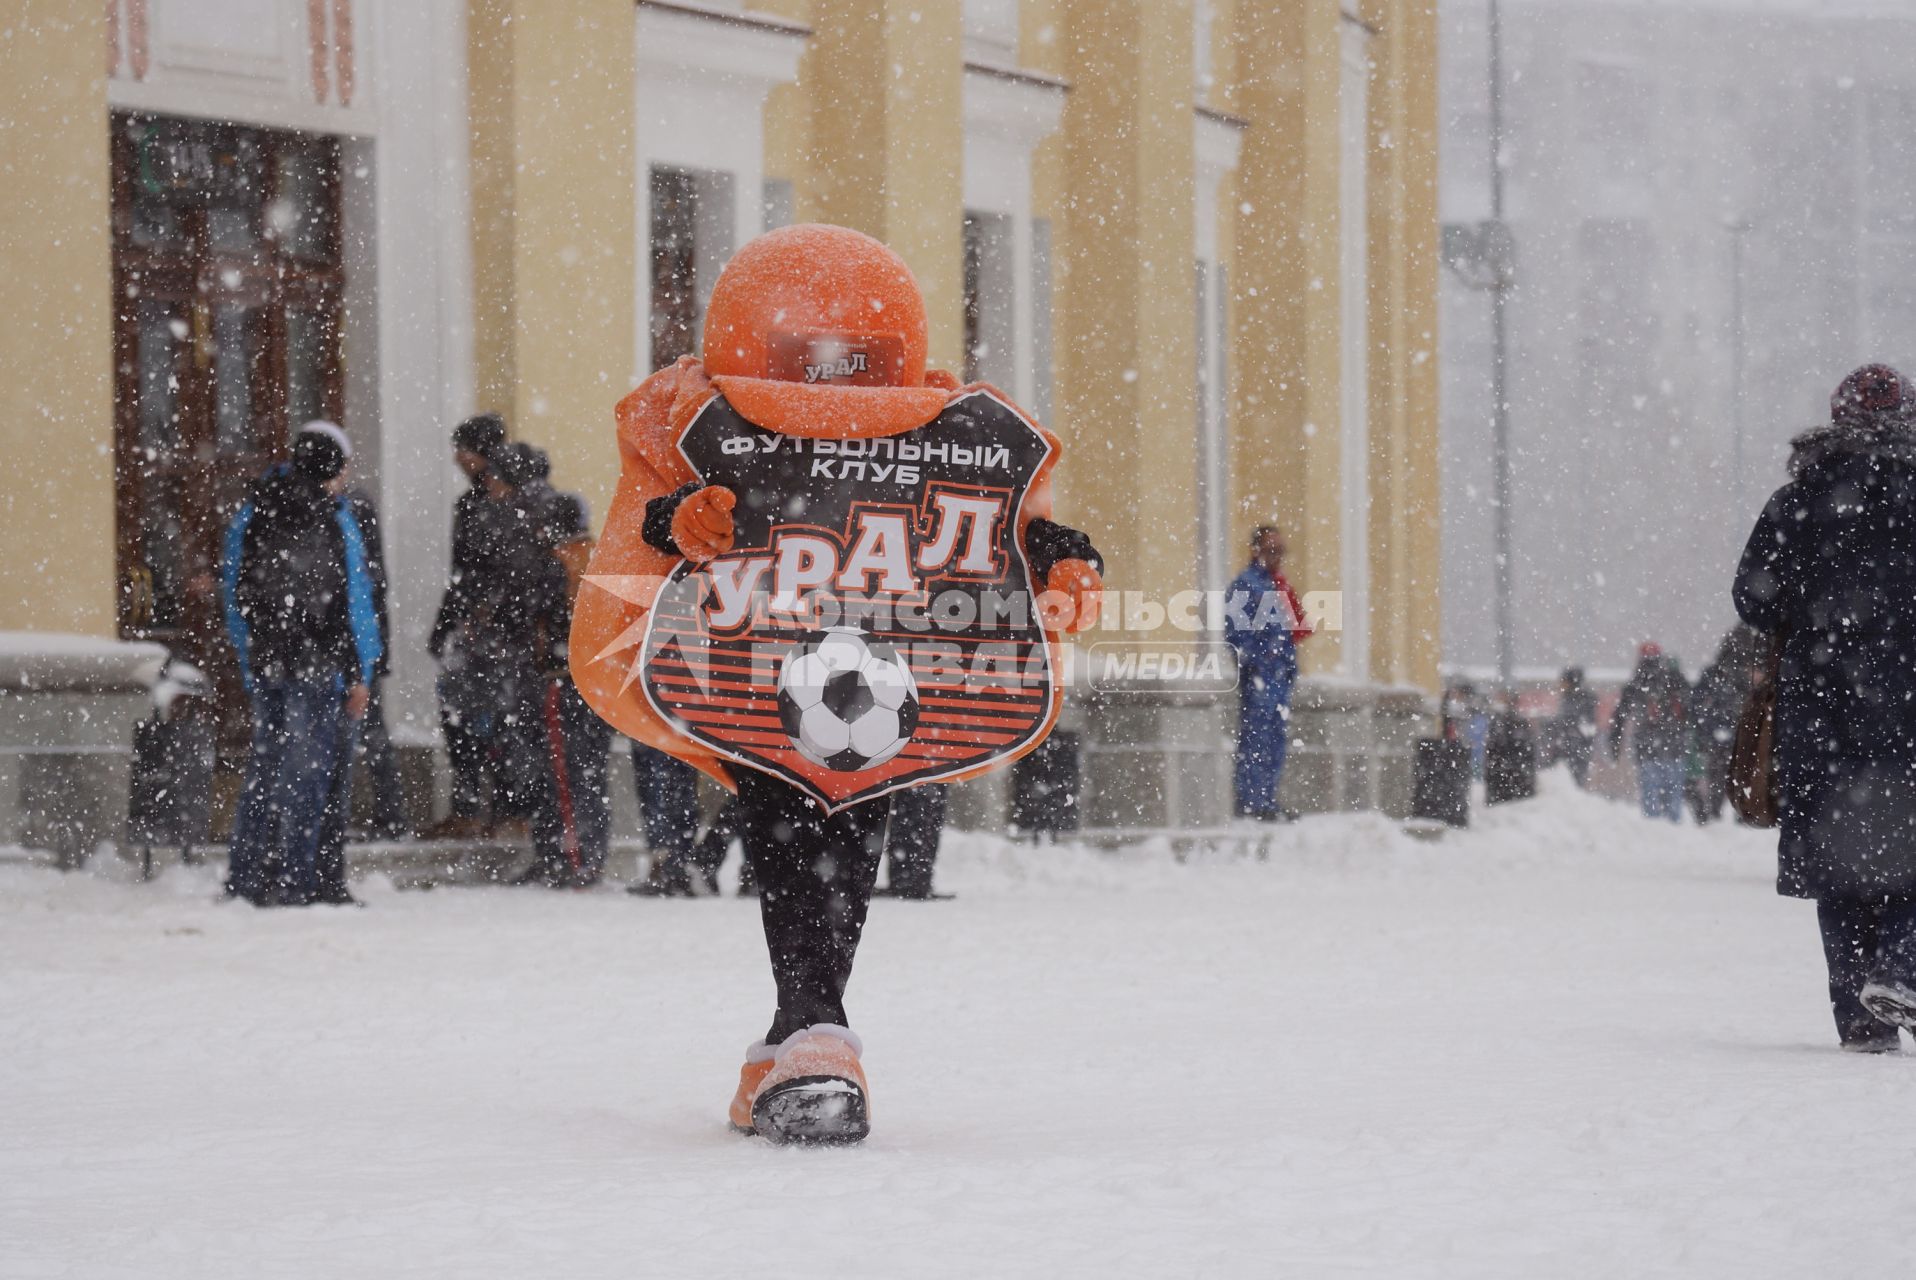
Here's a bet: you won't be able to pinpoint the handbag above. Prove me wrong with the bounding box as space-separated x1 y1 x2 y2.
1728 631 1783 828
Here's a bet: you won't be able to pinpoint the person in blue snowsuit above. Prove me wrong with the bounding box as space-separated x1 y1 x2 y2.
222 422 382 906
1224 525 1311 820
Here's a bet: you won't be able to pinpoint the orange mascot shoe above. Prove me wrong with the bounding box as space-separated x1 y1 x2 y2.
740 1025 871 1145
728 1042 778 1133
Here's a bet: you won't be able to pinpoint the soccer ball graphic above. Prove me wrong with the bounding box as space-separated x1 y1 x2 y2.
776 628 920 772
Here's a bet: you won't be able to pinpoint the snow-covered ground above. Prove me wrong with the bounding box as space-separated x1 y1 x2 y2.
3 775 1908 1278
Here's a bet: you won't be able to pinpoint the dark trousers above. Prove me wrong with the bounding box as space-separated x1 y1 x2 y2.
885 784 947 898
527 678 612 876
1560 731 1593 788
632 745 700 872
228 675 346 905
739 771 891 1044
1234 671 1294 817
348 678 408 834
438 663 494 819
316 710 363 900
691 796 755 892
1816 893 1916 1042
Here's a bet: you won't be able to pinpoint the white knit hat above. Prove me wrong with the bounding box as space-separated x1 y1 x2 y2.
296 419 352 460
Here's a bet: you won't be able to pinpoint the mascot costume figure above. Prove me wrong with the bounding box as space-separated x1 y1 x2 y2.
571 225 1103 1145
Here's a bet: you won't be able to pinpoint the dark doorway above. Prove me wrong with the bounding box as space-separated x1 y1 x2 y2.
111 112 347 749
648 163 735 373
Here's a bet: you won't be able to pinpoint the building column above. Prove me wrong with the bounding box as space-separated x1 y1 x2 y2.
1362 0 1442 691
799 0 965 373
466 0 635 518
1229 0 1344 674
0 2 114 635
1056 0 1199 623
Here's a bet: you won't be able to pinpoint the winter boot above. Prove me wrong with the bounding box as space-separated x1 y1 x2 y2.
743 1025 871 1145
1839 1025 1902 1054
1859 977 1916 1031
627 857 692 898
509 856 566 888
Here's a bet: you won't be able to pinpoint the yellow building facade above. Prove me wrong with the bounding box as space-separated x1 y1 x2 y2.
0 0 1438 828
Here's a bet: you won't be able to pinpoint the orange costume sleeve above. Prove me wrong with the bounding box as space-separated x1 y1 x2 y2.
568 357 737 787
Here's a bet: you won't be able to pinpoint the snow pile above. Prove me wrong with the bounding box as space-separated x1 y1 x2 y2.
2 776 1904 1279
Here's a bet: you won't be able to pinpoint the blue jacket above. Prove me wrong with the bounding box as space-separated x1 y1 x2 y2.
1223 564 1298 684
223 466 382 691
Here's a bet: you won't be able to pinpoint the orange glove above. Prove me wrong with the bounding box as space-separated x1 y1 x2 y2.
1041 558 1103 634
671 485 736 562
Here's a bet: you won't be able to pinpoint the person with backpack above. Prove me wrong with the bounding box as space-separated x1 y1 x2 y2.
486 443 612 888
1608 643 1690 822
222 422 382 906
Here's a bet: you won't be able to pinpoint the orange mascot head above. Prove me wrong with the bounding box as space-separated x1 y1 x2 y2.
703 224 929 390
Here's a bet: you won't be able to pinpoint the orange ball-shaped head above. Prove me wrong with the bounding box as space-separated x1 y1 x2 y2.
701 224 929 389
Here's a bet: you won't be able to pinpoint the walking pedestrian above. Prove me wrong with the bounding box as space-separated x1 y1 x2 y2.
570 225 1103 1143
1608 643 1688 822
1223 525 1313 820
221 422 381 906
1734 363 1916 1052
1552 667 1598 788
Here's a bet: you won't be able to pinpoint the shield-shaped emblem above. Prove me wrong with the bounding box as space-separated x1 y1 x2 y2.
637 388 1060 811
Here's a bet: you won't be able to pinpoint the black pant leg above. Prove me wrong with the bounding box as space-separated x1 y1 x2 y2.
633 746 700 888
439 670 490 819
885 784 947 898
1818 895 1890 1041
1872 893 1916 989
359 679 409 832
560 682 612 875
696 796 746 876
315 711 360 898
738 771 891 1043
514 676 566 868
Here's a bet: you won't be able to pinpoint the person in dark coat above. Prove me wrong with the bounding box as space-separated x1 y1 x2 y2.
1608 643 1689 822
1733 363 1916 1052
426 413 507 838
1552 668 1598 788
221 424 381 906
1483 692 1538 805
485 444 613 888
